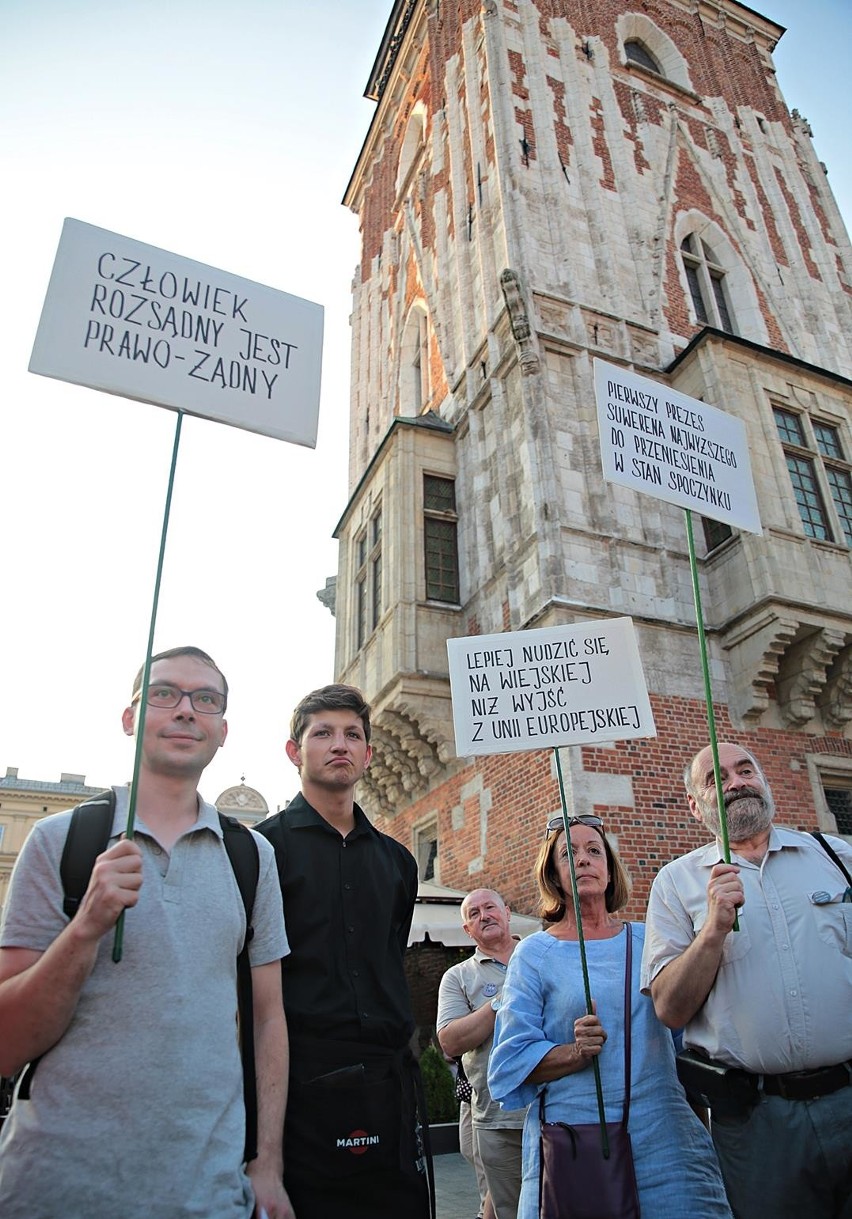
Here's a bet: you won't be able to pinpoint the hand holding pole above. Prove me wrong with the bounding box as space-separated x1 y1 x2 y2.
554 746 610 1157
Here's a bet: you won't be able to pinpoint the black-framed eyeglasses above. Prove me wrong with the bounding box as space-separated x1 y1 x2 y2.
545 814 603 836
133 684 227 715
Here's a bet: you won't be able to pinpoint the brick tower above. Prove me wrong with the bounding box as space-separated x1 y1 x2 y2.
333 0 852 917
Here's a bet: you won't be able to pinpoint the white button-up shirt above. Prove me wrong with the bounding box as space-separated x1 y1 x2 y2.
641 826 852 1073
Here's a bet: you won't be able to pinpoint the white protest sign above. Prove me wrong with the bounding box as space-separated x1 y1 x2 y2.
447 618 655 757
30 218 324 447
593 358 761 534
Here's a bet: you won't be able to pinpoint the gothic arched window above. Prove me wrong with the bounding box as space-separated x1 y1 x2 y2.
396 102 427 197
624 40 662 75
400 304 430 416
680 234 735 332
617 14 693 91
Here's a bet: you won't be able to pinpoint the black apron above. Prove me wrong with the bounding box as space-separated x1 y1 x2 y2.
283 1036 433 1219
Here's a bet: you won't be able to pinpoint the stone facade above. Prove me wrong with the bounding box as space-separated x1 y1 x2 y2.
334 0 852 914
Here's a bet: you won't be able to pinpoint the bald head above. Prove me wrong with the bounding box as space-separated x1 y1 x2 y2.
461 887 505 920
461 888 513 952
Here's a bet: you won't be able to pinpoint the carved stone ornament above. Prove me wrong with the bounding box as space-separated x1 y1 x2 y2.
819 641 852 730
777 627 848 728
500 268 541 375
722 612 799 721
359 699 455 817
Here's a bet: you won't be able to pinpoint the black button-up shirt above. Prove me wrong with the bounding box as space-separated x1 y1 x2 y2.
257 792 418 1048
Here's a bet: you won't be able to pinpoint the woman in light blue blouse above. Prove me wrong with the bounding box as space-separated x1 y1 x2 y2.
488 815 731 1219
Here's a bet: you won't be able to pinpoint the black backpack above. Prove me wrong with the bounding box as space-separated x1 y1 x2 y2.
14 789 260 1161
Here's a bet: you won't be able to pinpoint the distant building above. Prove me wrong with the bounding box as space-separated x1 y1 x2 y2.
0 767 104 909
329 0 852 918
0 769 275 911
215 780 269 827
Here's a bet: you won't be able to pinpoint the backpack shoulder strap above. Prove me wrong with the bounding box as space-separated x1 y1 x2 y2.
218 813 260 1164
219 813 259 946
811 831 852 887
60 790 116 919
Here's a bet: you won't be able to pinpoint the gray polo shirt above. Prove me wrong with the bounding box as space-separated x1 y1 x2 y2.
437 947 526 1129
641 826 852 1073
0 786 288 1218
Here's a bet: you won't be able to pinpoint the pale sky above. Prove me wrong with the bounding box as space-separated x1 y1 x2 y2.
1 0 849 812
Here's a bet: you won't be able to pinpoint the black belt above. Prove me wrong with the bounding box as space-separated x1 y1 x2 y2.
758 1061 852 1102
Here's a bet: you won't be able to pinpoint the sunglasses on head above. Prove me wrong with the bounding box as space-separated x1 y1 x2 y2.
545 814 604 836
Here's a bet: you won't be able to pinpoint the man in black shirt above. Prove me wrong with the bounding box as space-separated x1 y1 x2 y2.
257 684 430 1219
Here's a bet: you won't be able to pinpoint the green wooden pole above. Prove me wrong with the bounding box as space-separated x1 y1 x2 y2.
554 746 610 1157
112 410 185 963
684 508 738 930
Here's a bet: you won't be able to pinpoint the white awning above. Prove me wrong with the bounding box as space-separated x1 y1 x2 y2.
408 881 541 947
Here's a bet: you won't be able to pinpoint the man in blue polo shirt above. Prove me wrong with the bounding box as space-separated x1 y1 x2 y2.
438 888 526 1219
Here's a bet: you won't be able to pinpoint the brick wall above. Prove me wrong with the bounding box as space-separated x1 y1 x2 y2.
378 694 852 924
406 941 469 1047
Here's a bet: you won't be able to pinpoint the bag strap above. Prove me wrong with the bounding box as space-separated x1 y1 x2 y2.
410 1057 437 1219
622 923 632 1129
811 831 852 887
60 790 117 917
219 813 259 950
219 813 260 1163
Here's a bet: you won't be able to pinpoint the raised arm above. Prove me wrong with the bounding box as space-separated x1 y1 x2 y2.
647 862 743 1029
0 838 143 1075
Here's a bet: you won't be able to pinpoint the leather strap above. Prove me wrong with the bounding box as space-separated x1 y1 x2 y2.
761 1061 851 1101
622 923 632 1128
811 831 852 888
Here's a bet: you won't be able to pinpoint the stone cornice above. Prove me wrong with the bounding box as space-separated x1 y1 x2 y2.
359 683 456 818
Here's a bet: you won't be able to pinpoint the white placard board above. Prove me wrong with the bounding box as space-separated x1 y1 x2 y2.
30 218 324 447
447 618 656 757
594 358 761 534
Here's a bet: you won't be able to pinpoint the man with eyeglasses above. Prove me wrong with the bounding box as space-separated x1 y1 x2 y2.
641 741 852 1219
0 646 294 1219
437 889 526 1219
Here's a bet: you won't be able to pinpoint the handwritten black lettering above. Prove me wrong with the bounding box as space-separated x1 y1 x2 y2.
125 294 147 324
114 257 141 286
583 637 609 656
189 351 212 381
606 379 659 414
95 252 252 323
491 718 522 740
664 400 705 432
521 640 578 663
467 649 514 669
667 472 731 511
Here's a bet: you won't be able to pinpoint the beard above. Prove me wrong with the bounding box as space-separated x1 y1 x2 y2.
695 784 774 841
